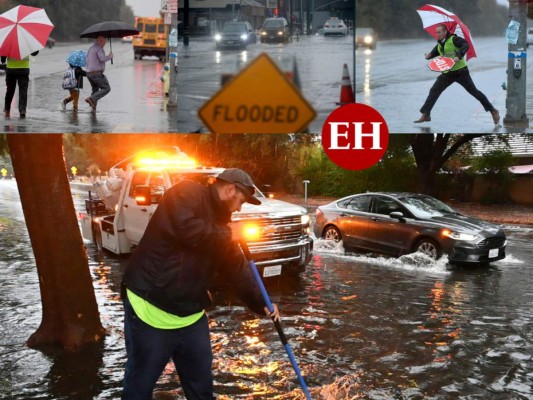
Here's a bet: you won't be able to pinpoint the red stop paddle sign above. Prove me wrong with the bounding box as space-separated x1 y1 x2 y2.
427 56 455 72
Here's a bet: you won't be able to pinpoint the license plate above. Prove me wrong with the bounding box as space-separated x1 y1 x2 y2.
269 35 275 39
489 248 499 258
263 265 282 277
227 40 234 44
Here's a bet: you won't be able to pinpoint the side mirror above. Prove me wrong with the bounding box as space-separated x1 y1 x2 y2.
134 185 152 206
389 211 406 222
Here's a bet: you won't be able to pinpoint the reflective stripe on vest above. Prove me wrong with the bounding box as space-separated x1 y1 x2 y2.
7 57 30 69
437 35 467 73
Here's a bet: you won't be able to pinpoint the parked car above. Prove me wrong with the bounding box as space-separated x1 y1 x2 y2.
122 35 133 43
260 17 290 43
527 27 533 48
323 17 348 36
314 192 507 265
215 21 257 50
355 27 377 50
46 37 56 48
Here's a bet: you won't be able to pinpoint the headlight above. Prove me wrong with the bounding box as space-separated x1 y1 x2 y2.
278 31 283 35
214 34 221 41
261 31 267 36
442 229 479 241
301 214 310 226
240 34 248 40
364 36 373 44
243 223 261 240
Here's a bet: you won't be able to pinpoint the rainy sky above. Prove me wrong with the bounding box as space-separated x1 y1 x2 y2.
126 0 161 17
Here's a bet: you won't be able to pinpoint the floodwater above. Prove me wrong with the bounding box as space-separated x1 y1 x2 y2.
1 180 532 399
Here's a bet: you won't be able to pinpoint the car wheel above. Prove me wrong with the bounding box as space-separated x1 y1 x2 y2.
323 225 342 243
414 238 441 260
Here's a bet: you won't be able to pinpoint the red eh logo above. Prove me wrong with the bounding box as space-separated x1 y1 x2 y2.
321 103 389 171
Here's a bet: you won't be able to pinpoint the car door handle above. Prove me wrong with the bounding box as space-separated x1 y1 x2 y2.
123 204 128 208
371 217 382 221
140 208 147 212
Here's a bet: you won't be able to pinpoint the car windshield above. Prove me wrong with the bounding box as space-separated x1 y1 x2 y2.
399 195 457 218
356 28 373 36
264 20 283 28
223 24 246 33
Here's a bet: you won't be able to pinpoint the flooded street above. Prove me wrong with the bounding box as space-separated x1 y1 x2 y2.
1 180 533 399
355 37 533 134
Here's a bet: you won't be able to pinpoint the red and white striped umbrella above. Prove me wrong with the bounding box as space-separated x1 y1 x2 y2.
0 5 54 60
416 4 477 60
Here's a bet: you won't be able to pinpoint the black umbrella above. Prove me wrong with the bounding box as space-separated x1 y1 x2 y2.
80 21 139 64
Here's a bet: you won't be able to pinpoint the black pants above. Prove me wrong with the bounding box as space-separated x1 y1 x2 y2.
420 67 494 115
4 69 29 113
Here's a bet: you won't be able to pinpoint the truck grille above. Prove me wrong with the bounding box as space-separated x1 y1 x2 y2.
246 216 303 245
477 237 506 249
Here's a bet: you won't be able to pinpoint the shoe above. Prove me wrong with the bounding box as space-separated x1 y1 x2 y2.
491 109 500 125
73 107 78 112
20 113 26 118
85 97 96 111
61 99 67 111
3 109 9 116
414 113 431 123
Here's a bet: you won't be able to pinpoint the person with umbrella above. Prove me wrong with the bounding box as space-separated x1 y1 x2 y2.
80 21 139 112
414 6 500 125
0 5 54 118
84 35 113 111
62 50 87 112
1 50 39 118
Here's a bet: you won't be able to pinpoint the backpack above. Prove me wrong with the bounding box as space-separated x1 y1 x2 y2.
62 68 77 90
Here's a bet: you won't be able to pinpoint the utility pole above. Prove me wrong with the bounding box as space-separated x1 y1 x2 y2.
504 0 529 127
167 12 178 108
353 0 355 97
184 0 190 47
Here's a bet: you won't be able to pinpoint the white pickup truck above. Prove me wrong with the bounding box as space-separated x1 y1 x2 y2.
79 148 313 278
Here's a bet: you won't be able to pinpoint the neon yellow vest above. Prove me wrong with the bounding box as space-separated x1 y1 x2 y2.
7 57 30 69
437 35 467 73
127 289 204 329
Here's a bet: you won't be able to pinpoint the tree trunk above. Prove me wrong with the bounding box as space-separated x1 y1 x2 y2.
7 134 105 349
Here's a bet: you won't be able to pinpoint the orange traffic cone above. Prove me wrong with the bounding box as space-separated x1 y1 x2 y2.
337 63 355 105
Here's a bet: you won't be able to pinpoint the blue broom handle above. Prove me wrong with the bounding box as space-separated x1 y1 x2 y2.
240 241 313 400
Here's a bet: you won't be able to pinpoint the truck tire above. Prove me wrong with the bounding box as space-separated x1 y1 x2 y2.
93 225 104 254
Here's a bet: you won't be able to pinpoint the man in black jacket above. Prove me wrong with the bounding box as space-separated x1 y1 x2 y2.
121 168 280 400
414 24 500 125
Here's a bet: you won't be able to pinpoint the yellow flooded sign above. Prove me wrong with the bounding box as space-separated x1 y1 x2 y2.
198 53 316 134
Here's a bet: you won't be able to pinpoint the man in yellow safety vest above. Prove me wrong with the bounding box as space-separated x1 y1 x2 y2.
414 24 499 125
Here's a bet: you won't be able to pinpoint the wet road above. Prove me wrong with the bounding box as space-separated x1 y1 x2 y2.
1 36 354 134
355 37 533 134
1 179 533 399
177 35 355 133
0 42 177 133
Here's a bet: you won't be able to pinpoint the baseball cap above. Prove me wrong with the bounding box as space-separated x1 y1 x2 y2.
217 168 261 205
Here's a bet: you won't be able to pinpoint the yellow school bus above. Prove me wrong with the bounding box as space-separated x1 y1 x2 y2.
133 17 168 61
